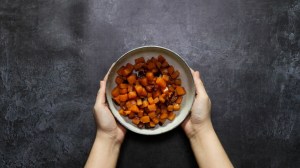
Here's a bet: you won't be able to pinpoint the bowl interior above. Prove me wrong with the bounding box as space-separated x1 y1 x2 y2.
106 46 195 135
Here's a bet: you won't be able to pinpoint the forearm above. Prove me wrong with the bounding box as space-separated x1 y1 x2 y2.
189 122 233 168
85 133 121 168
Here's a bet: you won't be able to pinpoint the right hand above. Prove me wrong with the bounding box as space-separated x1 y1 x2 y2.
181 69 212 139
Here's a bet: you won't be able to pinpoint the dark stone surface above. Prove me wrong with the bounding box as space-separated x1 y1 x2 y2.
0 0 299 167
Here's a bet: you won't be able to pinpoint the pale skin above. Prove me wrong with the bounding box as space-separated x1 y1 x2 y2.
85 68 233 168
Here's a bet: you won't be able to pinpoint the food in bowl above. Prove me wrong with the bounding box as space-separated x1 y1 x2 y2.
111 55 186 129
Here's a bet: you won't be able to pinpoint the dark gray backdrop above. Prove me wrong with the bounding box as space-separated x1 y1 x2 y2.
0 0 299 167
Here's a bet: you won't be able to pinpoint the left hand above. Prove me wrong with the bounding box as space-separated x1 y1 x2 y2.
93 69 126 144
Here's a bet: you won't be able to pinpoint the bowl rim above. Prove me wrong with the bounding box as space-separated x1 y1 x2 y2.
105 45 195 135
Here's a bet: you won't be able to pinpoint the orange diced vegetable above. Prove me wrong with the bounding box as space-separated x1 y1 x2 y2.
119 88 127 94
149 122 156 127
111 87 120 97
119 83 128 89
148 97 154 104
135 57 145 64
159 95 165 103
176 86 186 95
137 99 142 106
119 94 128 102
115 76 123 84
113 96 121 104
138 110 144 117
124 110 131 115
152 117 159 124
168 66 174 74
146 72 154 81
148 112 156 119
173 103 180 111
156 77 166 88
147 62 156 70
128 112 135 119
132 117 140 125
139 77 148 86
168 112 176 121
141 116 150 123
171 70 180 79
162 74 169 81
119 109 125 116
142 100 149 108
148 104 157 111
129 105 139 113
158 55 166 63
153 97 159 104
161 61 169 68
175 79 181 85
128 91 137 99
126 63 134 70
128 85 133 92
160 112 168 120
117 66 125 76
167 105 174 111
127 74 137 85
175 96 183 104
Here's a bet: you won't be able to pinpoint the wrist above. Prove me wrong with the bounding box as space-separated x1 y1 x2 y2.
187 119 214 140
95 131 122 149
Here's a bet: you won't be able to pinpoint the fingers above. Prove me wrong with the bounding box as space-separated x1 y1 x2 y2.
95 62 117 110
95 80 107 108
192 70 208 97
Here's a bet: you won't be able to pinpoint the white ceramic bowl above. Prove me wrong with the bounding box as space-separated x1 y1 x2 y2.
106 46 195 135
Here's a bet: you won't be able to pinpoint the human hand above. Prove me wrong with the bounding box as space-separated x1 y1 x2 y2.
93 70 126 144
181 69 212 139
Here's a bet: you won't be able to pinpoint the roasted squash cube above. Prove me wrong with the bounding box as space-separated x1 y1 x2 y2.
148 104 157 111
175 79 181 85
176 86 186 95
146 72 154 81
129 104 139 113
125 63 134 72
168 112 176 121
141 116 150 123
159 112 168 120
148 112 156 119
132 117 140 125
119 94 128 102
152 117 159 124
139 77 148 86
167 105 174 111
113 96 121 104
128 91 137 99
175 96 183 104
161 61 169 68
171 70 180 79
147 61 156 70
119 88 127 94
134 62 144 70
111 87 120 97
156 77 166 88
149 122 156 127
115 76 123 84
167 66 174 74
157 55 166 63
173 103 180 111
135 57 145 64
148 97 154 104
119 83 128 89
127 74 137 85
137 99 142 106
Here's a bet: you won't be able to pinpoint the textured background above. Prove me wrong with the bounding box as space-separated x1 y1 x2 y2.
0 0 299 167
